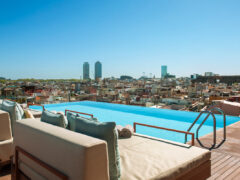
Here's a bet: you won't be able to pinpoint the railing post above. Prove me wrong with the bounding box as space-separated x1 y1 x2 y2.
191 134 195 146
133 122 136 133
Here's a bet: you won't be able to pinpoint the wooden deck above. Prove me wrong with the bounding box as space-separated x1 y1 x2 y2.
193 120 240 179
1 120 240 180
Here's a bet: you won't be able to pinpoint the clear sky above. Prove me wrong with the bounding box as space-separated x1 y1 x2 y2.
0 0 240 79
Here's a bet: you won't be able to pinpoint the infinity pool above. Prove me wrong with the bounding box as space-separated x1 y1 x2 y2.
30 101 240 143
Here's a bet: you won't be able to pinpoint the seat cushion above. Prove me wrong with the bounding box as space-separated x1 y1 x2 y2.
41 110 68 128
68 114 120 180
118 134 211 180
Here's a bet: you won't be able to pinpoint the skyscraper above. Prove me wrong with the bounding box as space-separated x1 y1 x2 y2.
95 61 102 80
161 65 167 78
83 62 90 80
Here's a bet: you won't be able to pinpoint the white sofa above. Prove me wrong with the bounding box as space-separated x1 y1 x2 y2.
13 118 211 180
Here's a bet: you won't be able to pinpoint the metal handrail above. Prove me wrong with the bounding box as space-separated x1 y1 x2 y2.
65 109 94 118
196 111 217 150
184 107 226 150
184 111 211 144
207 107 226 149
134 122 195 146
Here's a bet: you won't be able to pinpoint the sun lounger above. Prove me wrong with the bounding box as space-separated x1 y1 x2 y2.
12 118 211 180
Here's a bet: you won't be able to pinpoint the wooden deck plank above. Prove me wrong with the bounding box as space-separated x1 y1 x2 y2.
211 156 236 174
220 162 240 179
210 157 240 179
211 155 231 169
211 153 227 165
196 121 240 179
211 151 222 159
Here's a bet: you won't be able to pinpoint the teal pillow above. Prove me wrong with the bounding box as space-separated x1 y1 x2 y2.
67 113 121 180
16 103 24 119
1 100 17 135
67 112 98 130
2 100 24 120
41 110 68 128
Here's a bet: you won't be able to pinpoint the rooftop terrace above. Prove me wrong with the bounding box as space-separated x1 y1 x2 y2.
1 120 240 179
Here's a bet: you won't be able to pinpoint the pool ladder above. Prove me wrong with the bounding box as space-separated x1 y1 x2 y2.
184 107 226 150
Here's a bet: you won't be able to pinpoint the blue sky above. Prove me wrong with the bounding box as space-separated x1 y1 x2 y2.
0 0 240 79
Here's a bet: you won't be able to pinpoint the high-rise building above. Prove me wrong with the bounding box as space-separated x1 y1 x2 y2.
83 62 90 80
204 72 214 77
95 61 102 80
161 65 167 78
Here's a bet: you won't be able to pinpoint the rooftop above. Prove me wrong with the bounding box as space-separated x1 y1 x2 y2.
1 120 240 179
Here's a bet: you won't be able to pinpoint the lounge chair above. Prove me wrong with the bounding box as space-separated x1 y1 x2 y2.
0 100 43 168
0 110 13 168
12 118 211 180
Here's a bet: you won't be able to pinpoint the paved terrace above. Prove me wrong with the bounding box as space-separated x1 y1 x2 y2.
1 121 240 180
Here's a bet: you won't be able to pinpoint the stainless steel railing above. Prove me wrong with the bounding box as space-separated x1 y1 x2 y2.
185 107 226 150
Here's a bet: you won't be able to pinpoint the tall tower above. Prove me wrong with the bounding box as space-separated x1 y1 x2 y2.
95 61 102 80
83 62 90 80
161 65 167 78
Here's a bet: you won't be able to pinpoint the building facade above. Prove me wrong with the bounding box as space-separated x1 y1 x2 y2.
95 61 102 80
83 62 90 80
205 72 214 76
161 65 167 78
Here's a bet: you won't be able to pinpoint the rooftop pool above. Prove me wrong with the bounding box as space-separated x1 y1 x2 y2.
30 101 240 143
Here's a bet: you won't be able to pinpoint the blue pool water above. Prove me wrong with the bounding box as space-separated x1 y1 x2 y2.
30 101 240 143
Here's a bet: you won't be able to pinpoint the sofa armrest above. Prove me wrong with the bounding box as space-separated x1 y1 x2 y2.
14 119 109 180
0 138 13 163
0 110 12 141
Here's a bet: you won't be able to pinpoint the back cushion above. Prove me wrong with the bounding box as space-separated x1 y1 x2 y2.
41 110 68 128
16 103 24 119
67 112 97 130
67 113 121 180
1 100 17 135
1 100 24 120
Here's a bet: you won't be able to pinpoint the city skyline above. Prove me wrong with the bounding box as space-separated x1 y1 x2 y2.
1 0 240 79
